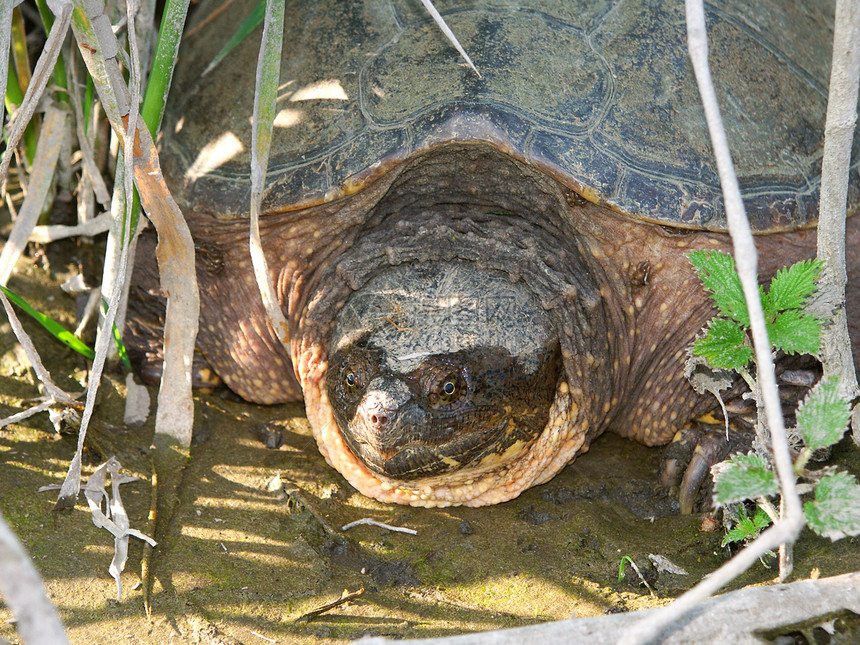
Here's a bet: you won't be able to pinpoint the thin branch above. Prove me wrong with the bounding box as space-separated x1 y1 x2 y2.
816 0 860 442
617 2 806 642
296 588 365 622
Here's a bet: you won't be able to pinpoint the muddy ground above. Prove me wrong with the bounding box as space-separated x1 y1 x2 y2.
1 242 859 645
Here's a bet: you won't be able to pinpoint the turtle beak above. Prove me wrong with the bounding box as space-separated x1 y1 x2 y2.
350 377 415 458
338 375 511 481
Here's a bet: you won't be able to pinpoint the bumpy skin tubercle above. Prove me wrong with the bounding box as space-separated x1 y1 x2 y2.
129 143 860 507
307 377 583 507
125 0 860 507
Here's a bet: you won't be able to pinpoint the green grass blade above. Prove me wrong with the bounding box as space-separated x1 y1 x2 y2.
202 0 265 77
101 299 132 371
0 285 95 359
141 0 191 136
34 0 69 105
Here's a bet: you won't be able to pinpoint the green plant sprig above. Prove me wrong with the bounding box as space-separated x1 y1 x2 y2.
689 252 823 370
689 251 860 542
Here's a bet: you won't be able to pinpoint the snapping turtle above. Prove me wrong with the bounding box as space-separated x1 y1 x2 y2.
130 0 860 506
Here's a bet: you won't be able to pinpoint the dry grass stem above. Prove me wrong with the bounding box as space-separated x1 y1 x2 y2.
130 123 198 447
68 58 111 208
419 0 480 77
30 211 112 243
0 0 12 131
0 513 70 645
0 105 68 284
68 0 199 448
0 286 77 407
249 0 290 347
0 1 71 188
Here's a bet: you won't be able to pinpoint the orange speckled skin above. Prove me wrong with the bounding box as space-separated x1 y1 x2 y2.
129 146 860 507
129 0 860 506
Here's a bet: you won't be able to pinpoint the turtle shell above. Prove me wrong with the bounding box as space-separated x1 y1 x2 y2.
160 0 860 231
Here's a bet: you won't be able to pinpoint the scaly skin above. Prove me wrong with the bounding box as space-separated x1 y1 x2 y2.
128 144 860 507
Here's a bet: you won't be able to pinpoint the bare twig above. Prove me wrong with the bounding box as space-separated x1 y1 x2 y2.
0 512 70 645
817 0 860 443
617 2 806 642
296 588 364 622
341 518 418 535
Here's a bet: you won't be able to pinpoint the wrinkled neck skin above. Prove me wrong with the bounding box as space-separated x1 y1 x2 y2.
250 142 769 506
280 144 642 507
179 141 840 507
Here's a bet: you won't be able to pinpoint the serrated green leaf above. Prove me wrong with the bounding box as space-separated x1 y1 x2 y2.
0 285 95 359
722 517 755 546
693 318 752 369
796 376 851 451
751 506 773 531
688 251 749 326
804 471 860 540
766 309 821 356
765 259 823 314
720 506 772 547
713 453 778 506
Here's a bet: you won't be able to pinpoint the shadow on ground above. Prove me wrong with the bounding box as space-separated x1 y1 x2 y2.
1 249 859 645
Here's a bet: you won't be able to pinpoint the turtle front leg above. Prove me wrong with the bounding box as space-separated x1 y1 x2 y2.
127 231 223 391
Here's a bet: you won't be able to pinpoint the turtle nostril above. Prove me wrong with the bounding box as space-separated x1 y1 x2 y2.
369 413 388 428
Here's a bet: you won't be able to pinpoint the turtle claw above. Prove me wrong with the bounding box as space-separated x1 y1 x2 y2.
677 433 733 514
660 422 751 514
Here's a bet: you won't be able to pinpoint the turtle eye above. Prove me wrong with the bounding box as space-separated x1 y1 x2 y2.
435 372 465 406
422 363 467 409
335 347 378 401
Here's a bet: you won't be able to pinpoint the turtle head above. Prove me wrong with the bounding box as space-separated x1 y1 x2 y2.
326 262 561 487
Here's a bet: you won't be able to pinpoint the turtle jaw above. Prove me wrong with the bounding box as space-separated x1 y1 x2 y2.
313 376 584 507
321 260 570 504
338 379 525 481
